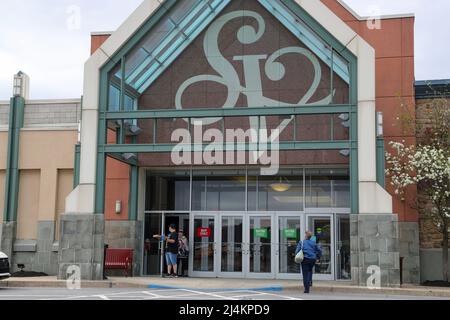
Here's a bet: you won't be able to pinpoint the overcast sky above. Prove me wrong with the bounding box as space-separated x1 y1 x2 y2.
0 0 448 100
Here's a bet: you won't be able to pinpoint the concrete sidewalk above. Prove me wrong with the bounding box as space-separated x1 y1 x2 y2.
1 276 450 298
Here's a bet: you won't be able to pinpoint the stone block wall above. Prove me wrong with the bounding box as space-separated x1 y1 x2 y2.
104 220 143 277
11 221 59 275
0 222 16 259
58 214 105 280
350 214 401 288
399 222 420 284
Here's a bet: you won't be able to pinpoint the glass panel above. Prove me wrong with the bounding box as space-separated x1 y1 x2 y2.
278 217 301 274
108 84 120 112
206 176 246 211
221 216 243 273
336 215 351 280
306 168 350 208
192 175 206 211
306 169 332 208
124 0 228 94
249 217 272 273
145 171 191 211
333 178 350 208
308 216 332 275
193 216 215 272
143 213 163 275
248 170 304 212
192 170 246 211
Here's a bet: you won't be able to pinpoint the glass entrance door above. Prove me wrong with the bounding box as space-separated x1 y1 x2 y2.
143 213 163 276
219 215 244 277
246 215 275 279
276 215 302 279
307 214 334 280
190 214 218 277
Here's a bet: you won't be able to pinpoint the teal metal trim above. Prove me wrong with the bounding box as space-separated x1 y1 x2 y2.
103 105 353 120
376 137 385 188
107 152 138 166
128 166 139 221
73 144 81 188
280 0 357 69
259 0 350 83
99 0 178 95
103 141 351 154
3 96 25 222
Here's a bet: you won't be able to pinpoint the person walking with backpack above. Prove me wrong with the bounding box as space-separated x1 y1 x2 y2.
295 231 322 294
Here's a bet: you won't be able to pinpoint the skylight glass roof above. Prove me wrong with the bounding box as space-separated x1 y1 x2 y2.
123 0 232 94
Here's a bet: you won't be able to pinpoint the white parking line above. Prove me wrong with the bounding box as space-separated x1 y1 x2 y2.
142 291 164 298
254 291 302 300
180 289 239 300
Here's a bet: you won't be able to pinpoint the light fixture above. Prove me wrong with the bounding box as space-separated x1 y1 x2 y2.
339 149 350 157
122 153 137 161
270 177 292 192
127 124 142 136
377 112 384 137
115 200 122 214
341 120 350 128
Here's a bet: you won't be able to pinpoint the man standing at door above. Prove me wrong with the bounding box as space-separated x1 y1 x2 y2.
165 224 179 277
296 231 322 294
154 224 179 277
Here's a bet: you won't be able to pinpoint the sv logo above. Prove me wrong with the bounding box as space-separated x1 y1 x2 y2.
175 10 334 140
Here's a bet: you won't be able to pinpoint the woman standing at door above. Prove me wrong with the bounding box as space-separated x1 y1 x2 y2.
296 231 322 294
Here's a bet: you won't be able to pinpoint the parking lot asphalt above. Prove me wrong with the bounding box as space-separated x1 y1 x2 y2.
0 287 448 301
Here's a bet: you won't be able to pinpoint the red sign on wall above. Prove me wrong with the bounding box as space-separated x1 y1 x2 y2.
197 227 211 238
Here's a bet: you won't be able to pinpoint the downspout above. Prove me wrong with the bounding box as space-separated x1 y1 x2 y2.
3 95 25 222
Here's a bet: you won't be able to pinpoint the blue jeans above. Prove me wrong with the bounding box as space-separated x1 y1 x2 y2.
165 252 178 266
301 258 316 293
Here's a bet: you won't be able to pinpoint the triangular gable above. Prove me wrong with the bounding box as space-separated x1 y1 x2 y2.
107 0 352 97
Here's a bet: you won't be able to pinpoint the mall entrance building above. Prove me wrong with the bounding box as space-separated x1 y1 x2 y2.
1 0 420 287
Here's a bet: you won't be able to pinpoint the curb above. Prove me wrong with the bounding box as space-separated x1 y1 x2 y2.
1 280 450 298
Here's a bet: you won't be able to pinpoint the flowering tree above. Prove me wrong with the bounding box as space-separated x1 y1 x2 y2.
385 98 450 282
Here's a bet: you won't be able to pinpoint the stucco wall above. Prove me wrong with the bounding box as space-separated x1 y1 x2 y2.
16 170 40 239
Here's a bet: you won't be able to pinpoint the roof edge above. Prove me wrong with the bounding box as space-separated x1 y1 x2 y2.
336 0 414 20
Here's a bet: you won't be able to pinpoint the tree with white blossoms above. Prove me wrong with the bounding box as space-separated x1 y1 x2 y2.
385 98 450 282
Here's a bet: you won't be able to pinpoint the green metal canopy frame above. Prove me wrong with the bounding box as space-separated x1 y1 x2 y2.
90 0 359 219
